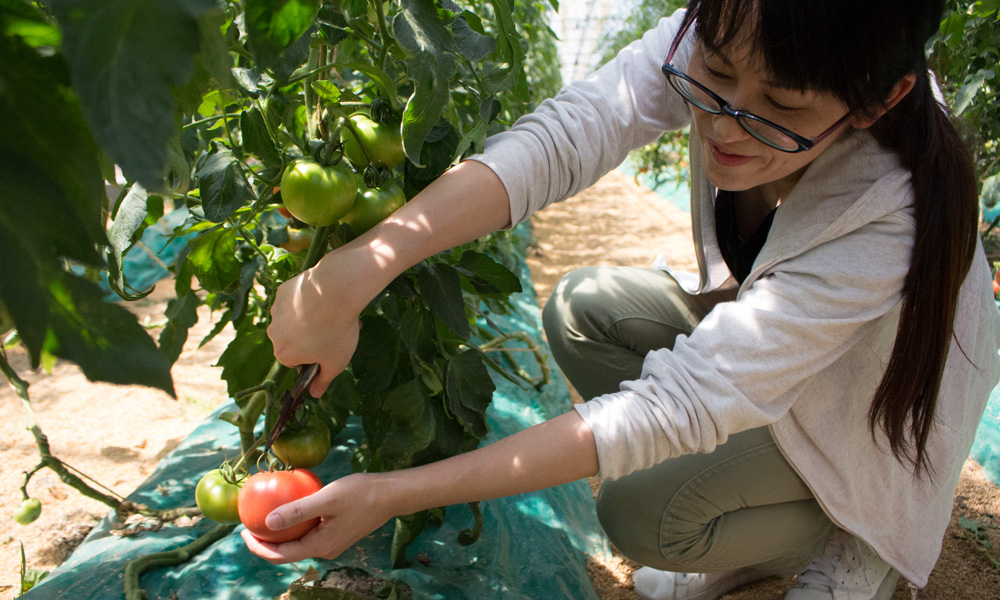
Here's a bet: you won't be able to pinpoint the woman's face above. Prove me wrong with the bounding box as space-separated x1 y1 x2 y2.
686 39 854 195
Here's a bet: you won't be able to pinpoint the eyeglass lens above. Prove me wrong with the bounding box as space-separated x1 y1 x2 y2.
668 73 799 151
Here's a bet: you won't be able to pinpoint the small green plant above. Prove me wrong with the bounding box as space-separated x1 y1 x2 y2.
958 514 1000 573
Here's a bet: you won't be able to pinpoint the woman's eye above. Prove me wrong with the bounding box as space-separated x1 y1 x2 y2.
767 97 797 112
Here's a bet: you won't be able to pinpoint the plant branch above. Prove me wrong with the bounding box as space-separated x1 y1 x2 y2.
123 523 236 600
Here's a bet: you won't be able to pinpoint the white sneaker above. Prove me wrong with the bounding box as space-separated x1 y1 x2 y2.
785 530 901 600
632 566 762 600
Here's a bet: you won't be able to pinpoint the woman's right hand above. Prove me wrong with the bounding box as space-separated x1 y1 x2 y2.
267 252 364 397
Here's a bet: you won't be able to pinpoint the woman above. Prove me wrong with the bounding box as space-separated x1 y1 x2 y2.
246 1 1000 599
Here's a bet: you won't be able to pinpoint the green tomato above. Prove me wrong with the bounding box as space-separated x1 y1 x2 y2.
342 182 406 235
195 469 242 523
341 114 405 169
13 498 41 525
272 414 332 469
279 159 358 227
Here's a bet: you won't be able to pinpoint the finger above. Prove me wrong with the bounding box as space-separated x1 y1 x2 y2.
309 367 334 398
241 529 311 564
264 488 327 531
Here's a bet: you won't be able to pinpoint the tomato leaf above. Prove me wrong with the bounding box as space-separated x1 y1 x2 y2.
400 305 438 363
106 184 160 301
391 511 428 568
416 263 469 338
244 0 321 71
216 325 276 399
445 349 495 438
380 379 437 468
452 10 496 62
48 0 216 190
157 291 200 365
352 314 403 398
187 228 241 293
481 0 529 101
454 250 523 295
198 149 256 223
393 0 457 166
44 271 175 396
240 108 282 167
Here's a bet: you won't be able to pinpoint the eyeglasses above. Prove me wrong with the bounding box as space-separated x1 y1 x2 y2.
662 23 852 153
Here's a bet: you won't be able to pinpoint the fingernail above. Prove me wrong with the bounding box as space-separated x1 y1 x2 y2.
265 513 282 529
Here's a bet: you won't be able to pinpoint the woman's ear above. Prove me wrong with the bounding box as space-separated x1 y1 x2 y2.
851 72 917 129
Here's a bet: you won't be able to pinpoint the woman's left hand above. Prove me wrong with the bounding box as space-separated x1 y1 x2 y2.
241 472 392 564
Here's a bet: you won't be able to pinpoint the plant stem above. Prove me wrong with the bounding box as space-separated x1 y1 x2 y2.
122 523 236 600
0 353 122 511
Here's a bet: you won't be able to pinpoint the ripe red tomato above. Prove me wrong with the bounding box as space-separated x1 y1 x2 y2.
238 469 323 543
341 182 405 235
341 114 405 169
279 159 357 227
272 414 332 469
195 469 242 523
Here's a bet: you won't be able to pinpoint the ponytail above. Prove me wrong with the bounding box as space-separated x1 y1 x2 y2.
867 63 980 475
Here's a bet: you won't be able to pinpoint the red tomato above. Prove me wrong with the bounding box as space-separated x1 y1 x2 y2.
993 279 999 295
238 469 323 543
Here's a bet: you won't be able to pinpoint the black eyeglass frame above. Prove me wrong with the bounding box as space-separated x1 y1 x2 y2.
662 21 853 153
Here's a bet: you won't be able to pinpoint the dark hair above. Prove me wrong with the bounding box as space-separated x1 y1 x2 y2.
676 0 980 474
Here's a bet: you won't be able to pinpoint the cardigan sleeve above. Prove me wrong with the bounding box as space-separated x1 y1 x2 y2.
466 9 695 227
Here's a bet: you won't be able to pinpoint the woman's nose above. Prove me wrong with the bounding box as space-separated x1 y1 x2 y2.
711 111 750 144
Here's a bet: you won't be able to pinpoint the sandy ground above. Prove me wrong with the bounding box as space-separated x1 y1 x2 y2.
2 169 999 599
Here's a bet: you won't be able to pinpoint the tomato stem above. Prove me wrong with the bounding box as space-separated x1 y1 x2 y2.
123 523 236 600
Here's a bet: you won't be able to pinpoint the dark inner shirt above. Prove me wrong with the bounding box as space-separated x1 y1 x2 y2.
715 190 777 284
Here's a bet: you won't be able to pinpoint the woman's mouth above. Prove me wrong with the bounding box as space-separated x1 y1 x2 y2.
709 142 755 167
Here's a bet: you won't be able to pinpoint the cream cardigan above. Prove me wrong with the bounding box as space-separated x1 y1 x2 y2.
468 9 1000 587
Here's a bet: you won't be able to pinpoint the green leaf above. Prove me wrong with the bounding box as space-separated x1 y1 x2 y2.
393 0 458 165
158 291 200 365
198 149 256 223
48 0 217 189
983 174 1000 208
416 263 469 337
391 511 428 568
244 0 322 70
483 0 529 101
216 325 275 398
0 32 106 248
172 8 235 115
444 349 495 438
352 314 403 397
187 228 241 293
455 250 522 295
44 271 176 396
453 12 495 62
240 108 282 166
400 305 437 363
380 378 437 468
954 69 993 115
106 184 159 301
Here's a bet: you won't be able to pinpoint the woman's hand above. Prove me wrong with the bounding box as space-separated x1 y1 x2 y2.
267 255 364 397
241 473 392 564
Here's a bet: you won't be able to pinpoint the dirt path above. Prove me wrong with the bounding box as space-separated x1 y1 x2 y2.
2 169 999 599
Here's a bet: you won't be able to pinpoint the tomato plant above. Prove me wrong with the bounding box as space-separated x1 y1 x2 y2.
280 160 358 227
272 414 333 469
2 0 562 575
195 469 243 524
342 113 406 169
13 498 41 525
342 182 406 235
238 469 324 544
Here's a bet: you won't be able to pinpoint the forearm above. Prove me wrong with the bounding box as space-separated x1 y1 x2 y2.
314 160 511 310
378 410 599 516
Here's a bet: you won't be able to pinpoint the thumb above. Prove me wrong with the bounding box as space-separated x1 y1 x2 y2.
265 492 325 530
308 369 333 399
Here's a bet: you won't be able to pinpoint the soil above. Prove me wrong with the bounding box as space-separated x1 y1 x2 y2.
2 169 999 599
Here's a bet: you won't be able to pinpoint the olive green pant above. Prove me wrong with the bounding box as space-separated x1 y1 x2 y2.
541 266 833 574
